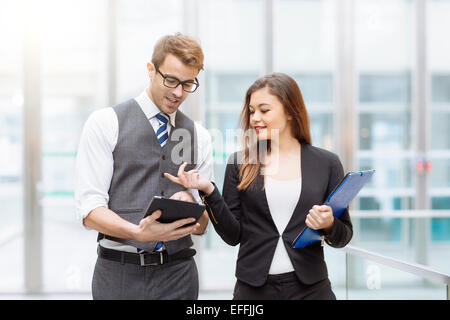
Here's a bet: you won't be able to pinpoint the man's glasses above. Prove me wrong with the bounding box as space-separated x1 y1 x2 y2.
155 66 199 93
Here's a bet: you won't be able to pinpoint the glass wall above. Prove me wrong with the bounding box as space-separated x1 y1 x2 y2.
428 0 450 223
39 0 108 291
274 0 336 150
0 0 449 298
427 0 450 273
355 0 415 249
37 0 186 293
116 0 183 101
0 0 24 291
199 0 264 291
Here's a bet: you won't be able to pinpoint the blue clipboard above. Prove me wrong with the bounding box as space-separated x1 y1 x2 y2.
292 169 375 248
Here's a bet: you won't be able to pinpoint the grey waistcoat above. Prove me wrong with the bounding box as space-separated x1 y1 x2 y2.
98 98 198 254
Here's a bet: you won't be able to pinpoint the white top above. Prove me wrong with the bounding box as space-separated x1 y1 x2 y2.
74 89 214 252
265 176 302 274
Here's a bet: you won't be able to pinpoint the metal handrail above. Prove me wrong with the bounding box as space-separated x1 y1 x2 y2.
350 209 450 218
341 245 450 300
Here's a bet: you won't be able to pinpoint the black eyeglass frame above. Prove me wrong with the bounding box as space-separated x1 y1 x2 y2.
155 66 200 93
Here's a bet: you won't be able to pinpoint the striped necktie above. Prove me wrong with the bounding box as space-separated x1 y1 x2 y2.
154 113 170 251
156 113 169 149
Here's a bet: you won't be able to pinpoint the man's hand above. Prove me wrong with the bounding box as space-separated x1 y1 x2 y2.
135 209 200 242
83 206 199 243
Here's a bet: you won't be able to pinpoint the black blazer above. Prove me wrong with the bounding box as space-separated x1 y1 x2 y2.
200 143 353 287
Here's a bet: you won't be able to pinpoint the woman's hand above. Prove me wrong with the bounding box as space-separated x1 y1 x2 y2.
164 162 215 195
305 205 334 234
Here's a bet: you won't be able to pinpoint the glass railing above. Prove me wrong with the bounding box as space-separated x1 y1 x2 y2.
337 245 450 300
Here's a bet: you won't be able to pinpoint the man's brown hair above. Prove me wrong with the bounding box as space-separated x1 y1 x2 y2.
152 33 204 71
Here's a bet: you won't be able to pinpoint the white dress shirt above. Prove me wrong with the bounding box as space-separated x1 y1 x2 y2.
74 89 214 252
265 176 302 274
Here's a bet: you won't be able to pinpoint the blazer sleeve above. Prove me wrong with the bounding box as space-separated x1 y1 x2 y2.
199 159 242 246
319 154 353 248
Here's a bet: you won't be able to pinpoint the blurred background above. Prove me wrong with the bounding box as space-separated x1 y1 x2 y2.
0 0 449 299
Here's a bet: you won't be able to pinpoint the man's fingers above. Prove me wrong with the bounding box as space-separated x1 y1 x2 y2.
149 209 162 221
174 217 196 229
169 223 200 239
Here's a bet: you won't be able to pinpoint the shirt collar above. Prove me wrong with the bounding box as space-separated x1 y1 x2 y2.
134 89 177 127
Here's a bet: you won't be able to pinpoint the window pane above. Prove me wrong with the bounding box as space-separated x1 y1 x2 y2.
358 156 414 205
359 113 411 150
431 74 450 103
200 0 264 187
310 113 334 149
116 0 183 101
355 0 414 247
293 73 333 104
429 159 450 188
360 218 403 242
359 72 411 105
199 0 263 291
40 0 108 292
275 0 336 151
0 0 24 292
428 0 450 245
431 218 450 241
430 113 450 150
205 72 258 105
274 0 335 71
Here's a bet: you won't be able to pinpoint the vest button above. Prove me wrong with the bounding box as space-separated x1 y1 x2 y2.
161 191 165 196
162 155 166 160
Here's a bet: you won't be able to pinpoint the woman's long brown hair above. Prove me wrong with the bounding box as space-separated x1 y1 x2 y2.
237 73 312 191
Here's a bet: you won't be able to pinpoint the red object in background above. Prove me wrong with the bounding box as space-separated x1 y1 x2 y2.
425 161 432 173
416 159 432 173
417 160 425 173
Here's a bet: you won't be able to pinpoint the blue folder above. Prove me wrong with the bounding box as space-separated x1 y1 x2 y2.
292 169 375 248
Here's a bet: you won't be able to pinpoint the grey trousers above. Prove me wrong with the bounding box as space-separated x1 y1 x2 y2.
92 254 199 300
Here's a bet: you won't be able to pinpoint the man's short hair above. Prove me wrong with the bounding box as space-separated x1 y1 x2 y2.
152 33 204 72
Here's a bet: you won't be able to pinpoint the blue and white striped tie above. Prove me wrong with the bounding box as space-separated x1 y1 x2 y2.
154 113 169 251
156 113 169 150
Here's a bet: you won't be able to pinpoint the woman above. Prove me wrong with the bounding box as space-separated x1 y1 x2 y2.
165 73 353 300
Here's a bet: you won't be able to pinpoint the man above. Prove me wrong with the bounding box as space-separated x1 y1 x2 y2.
75 33 213 300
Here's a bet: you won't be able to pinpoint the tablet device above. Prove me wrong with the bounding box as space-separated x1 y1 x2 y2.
142 196 205 226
